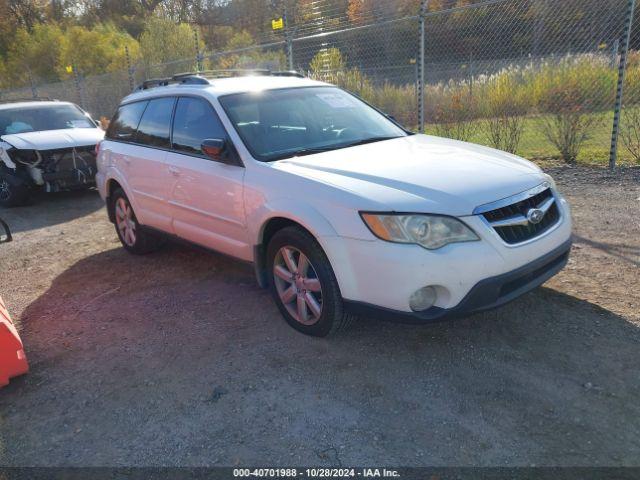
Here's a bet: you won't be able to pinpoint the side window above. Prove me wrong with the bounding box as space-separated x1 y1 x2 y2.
134 97 175 149
106 101 148 141
172 97 227 156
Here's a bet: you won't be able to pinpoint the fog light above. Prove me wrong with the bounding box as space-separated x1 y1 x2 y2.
409 286 437 312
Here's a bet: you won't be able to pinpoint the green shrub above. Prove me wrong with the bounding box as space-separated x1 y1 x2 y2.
621 107 640 164
481 74 528 153
432 90 479 141
309 47 346 83
623 51 640 103
371 82 416 127
538 85 599 163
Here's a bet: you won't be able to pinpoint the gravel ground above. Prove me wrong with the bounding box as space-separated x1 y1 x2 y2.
0 165 638 467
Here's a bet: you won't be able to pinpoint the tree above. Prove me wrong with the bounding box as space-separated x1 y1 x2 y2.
139 17 202 65
79 0 148 38
0 60 8 89
212 30 286 71
58 24 140 77
4 23 64 85
6 0 48 29
294 0 346 31
347 0 376 26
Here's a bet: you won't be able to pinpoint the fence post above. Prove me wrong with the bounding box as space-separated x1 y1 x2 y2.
27 70 38 99
72 65 85 109
284 1 294 71
609 0 636 169
125 45 135 91
194 29 203 73
418 0 428 133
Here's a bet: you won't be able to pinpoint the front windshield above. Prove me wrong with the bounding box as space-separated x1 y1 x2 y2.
0 104 96 136
218 87 407 161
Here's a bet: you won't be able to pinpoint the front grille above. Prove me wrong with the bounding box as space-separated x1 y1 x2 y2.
482 188 560 244
40 146 97 188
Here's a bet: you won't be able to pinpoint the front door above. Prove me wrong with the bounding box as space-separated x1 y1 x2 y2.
165 96 250 260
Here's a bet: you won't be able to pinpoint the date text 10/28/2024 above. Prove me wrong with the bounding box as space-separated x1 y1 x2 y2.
233 469 401 478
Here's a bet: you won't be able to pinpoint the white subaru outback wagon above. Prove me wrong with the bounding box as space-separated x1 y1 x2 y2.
96 72 572 337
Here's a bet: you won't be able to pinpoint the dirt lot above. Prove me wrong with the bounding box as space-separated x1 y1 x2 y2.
0 165 639 467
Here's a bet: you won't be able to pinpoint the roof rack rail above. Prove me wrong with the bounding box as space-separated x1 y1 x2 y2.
179 69 272 78
137 74 210 91
271 71 305 78
0 96 57 104
134 69 307 91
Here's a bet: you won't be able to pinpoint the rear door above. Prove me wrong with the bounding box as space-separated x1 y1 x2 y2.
126 97 176 231
165 96 250 260
104 101 147 190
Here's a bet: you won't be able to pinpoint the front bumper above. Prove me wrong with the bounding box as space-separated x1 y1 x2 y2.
318 193 572 320
343 238 572 323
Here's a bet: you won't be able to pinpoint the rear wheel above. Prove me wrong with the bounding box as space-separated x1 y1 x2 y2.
110 188 163 254
0 170 30 207
267 226 353 337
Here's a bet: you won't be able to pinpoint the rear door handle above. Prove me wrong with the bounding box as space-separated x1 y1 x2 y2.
123 156 131 164
168 166 181 176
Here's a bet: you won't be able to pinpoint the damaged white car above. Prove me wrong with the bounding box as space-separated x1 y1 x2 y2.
0 100 104 206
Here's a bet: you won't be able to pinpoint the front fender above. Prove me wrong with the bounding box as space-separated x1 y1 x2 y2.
249 197 339 247
247 198 340 288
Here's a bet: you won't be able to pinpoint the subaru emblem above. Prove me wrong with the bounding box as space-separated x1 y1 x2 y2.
526 208 545 225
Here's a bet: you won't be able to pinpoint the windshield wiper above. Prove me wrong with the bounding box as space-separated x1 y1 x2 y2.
269 136 403 162
338 136 403 148
269 145 339 161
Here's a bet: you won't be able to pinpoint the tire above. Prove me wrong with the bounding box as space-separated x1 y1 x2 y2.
0 170 31 207
267 226 354 337
110 188 163 254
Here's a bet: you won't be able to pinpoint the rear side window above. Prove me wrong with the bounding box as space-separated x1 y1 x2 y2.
135 97 175 148
106 101 148 141
172 97 227 156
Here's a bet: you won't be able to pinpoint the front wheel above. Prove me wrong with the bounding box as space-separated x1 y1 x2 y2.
267 226 353 337
110 188 163 254
0 170 30 207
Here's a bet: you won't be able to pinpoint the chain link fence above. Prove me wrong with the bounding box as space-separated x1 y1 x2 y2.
618 0 640 164
1 0 638 167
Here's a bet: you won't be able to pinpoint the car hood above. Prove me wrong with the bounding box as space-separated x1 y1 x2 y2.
273 134 547 216
0 128 104 150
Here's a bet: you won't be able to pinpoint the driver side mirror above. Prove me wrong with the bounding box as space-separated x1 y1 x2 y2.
201 138 238 165
0 218 12 244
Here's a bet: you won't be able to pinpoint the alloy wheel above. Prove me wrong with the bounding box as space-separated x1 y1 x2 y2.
273 246 323 325
0 178 11 202
115 197 136 247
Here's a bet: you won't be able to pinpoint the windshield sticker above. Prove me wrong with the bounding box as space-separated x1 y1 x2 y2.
316 93 356 109
68 120 90 128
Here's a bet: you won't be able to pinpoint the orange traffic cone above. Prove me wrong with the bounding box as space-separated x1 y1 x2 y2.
0 295 28 387
0 218 28 387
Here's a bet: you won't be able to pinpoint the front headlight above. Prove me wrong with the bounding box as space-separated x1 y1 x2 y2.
11 149 40 166
360 213 479 250
542 174 559 194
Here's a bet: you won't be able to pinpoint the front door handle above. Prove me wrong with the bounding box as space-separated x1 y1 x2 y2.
168 166 181 176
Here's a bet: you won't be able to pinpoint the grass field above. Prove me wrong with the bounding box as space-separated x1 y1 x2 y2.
423 111 639 167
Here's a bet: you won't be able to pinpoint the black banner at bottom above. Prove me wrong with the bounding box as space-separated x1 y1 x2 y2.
0 467 638 480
